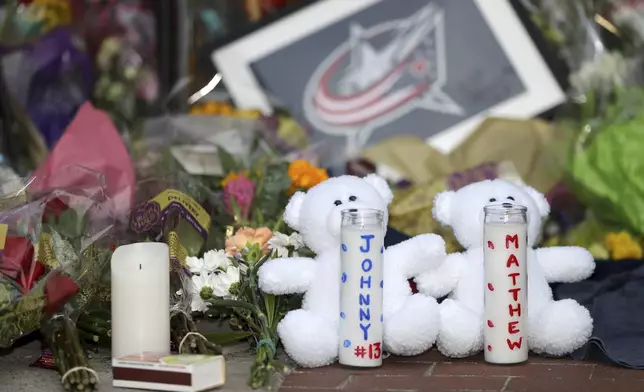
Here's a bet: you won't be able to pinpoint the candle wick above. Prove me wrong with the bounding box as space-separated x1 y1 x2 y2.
139 264 142 270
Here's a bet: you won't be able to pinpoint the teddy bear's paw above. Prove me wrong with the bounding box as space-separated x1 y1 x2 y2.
537 246 596 283
383 294 440 356
414 254 461 298
277 309 338 368
258 257 315 295
414 234 447 269
527 299 593 356
436 299 483 358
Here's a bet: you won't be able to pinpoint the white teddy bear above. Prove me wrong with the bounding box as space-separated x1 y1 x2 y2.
258 174 446 367
415 179 595 358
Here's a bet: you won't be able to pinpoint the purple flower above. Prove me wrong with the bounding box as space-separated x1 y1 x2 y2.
223 174 255 218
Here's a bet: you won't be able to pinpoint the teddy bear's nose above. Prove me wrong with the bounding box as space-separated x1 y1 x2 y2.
347 208 358 212
502 202 513 208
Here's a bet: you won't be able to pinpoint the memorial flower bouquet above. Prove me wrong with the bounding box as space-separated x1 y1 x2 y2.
215 144 328 233
521 0 644 237
198 226 307 389
164 149 324 388
556 49 644 236
0 168 117 391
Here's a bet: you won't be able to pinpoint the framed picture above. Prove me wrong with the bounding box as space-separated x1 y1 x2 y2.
213 0 566 157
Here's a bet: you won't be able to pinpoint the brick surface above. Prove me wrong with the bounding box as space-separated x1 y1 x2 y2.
338 361 432 376
591 364 644 380
505 376 644 392
432 361 595 379
387 350 446 363
344 375 507 391
280 389 344 392
278 351 644 392
281 371 350 389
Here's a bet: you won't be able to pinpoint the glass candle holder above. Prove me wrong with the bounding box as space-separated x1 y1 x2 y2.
483 203 528 364
338 208 385 367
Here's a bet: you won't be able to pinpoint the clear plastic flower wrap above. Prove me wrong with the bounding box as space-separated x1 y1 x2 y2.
0 165 117 391
520 0 611 73
0 21 93 150
134 73 333 177
526 0 644 234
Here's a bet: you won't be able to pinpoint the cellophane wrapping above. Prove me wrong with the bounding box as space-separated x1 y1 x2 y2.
524 0 644 234
0 165 117 390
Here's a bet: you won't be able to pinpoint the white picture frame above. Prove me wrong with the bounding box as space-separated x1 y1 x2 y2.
213 0 565 155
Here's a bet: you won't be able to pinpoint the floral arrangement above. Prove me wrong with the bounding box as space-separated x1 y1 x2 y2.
559 55 644 236
542 211 644 261
215 143 328 231
93 36 159 135
189 100 261 119
518 0 644 242
171 151 325 388
0 186 116 391
188 226 307 389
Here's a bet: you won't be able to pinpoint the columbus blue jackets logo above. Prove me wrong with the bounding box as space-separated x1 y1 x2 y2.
303 4 462 153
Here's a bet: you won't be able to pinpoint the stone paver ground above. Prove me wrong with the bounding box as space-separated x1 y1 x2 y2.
279 350 644 392
4 342 644 392
0 341 257 392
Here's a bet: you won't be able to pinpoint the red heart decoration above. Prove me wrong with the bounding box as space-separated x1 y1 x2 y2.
487 241 494 249
487 283 495 291
487 320 494 328
487 345 493 351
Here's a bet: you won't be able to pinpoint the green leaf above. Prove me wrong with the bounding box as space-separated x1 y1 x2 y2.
217 146 240 174
202 331 254 346
261 164 291 193
254 208 264 226
56 209 84 239
568 92 644 234
263 294 276 327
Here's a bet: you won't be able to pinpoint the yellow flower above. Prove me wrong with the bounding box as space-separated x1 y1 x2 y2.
189 105 205 115
604 231 643 260
225 227 273 256
287 160 329 194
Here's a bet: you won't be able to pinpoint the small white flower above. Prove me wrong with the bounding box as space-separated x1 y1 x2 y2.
185 250 232 274
569 52 632 97
203 249 232 270
268 231 305 257
211 266 241 298
268 232 291 258
289 232 304 250
190 274 218 313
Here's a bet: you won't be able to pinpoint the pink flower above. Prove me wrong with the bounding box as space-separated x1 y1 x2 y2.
223 174 255 219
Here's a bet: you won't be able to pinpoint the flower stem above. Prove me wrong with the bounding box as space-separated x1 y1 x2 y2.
207 299 260 314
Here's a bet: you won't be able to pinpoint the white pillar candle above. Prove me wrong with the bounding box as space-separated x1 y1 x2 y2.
338 209 384 367
111 242 171 359
483 204 529 364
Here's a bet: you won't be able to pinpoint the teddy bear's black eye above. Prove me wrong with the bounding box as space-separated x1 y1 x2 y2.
349 195 357 201
507 196 515 201
334 200 343 206
489 198 497 202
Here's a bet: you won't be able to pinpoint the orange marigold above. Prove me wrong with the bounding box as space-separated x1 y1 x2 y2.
287 159 329 194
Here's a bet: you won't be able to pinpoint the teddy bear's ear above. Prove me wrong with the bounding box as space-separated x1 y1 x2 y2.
522 185 550 218
363 174 394 205
432 190 454 226
284 191 306 230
